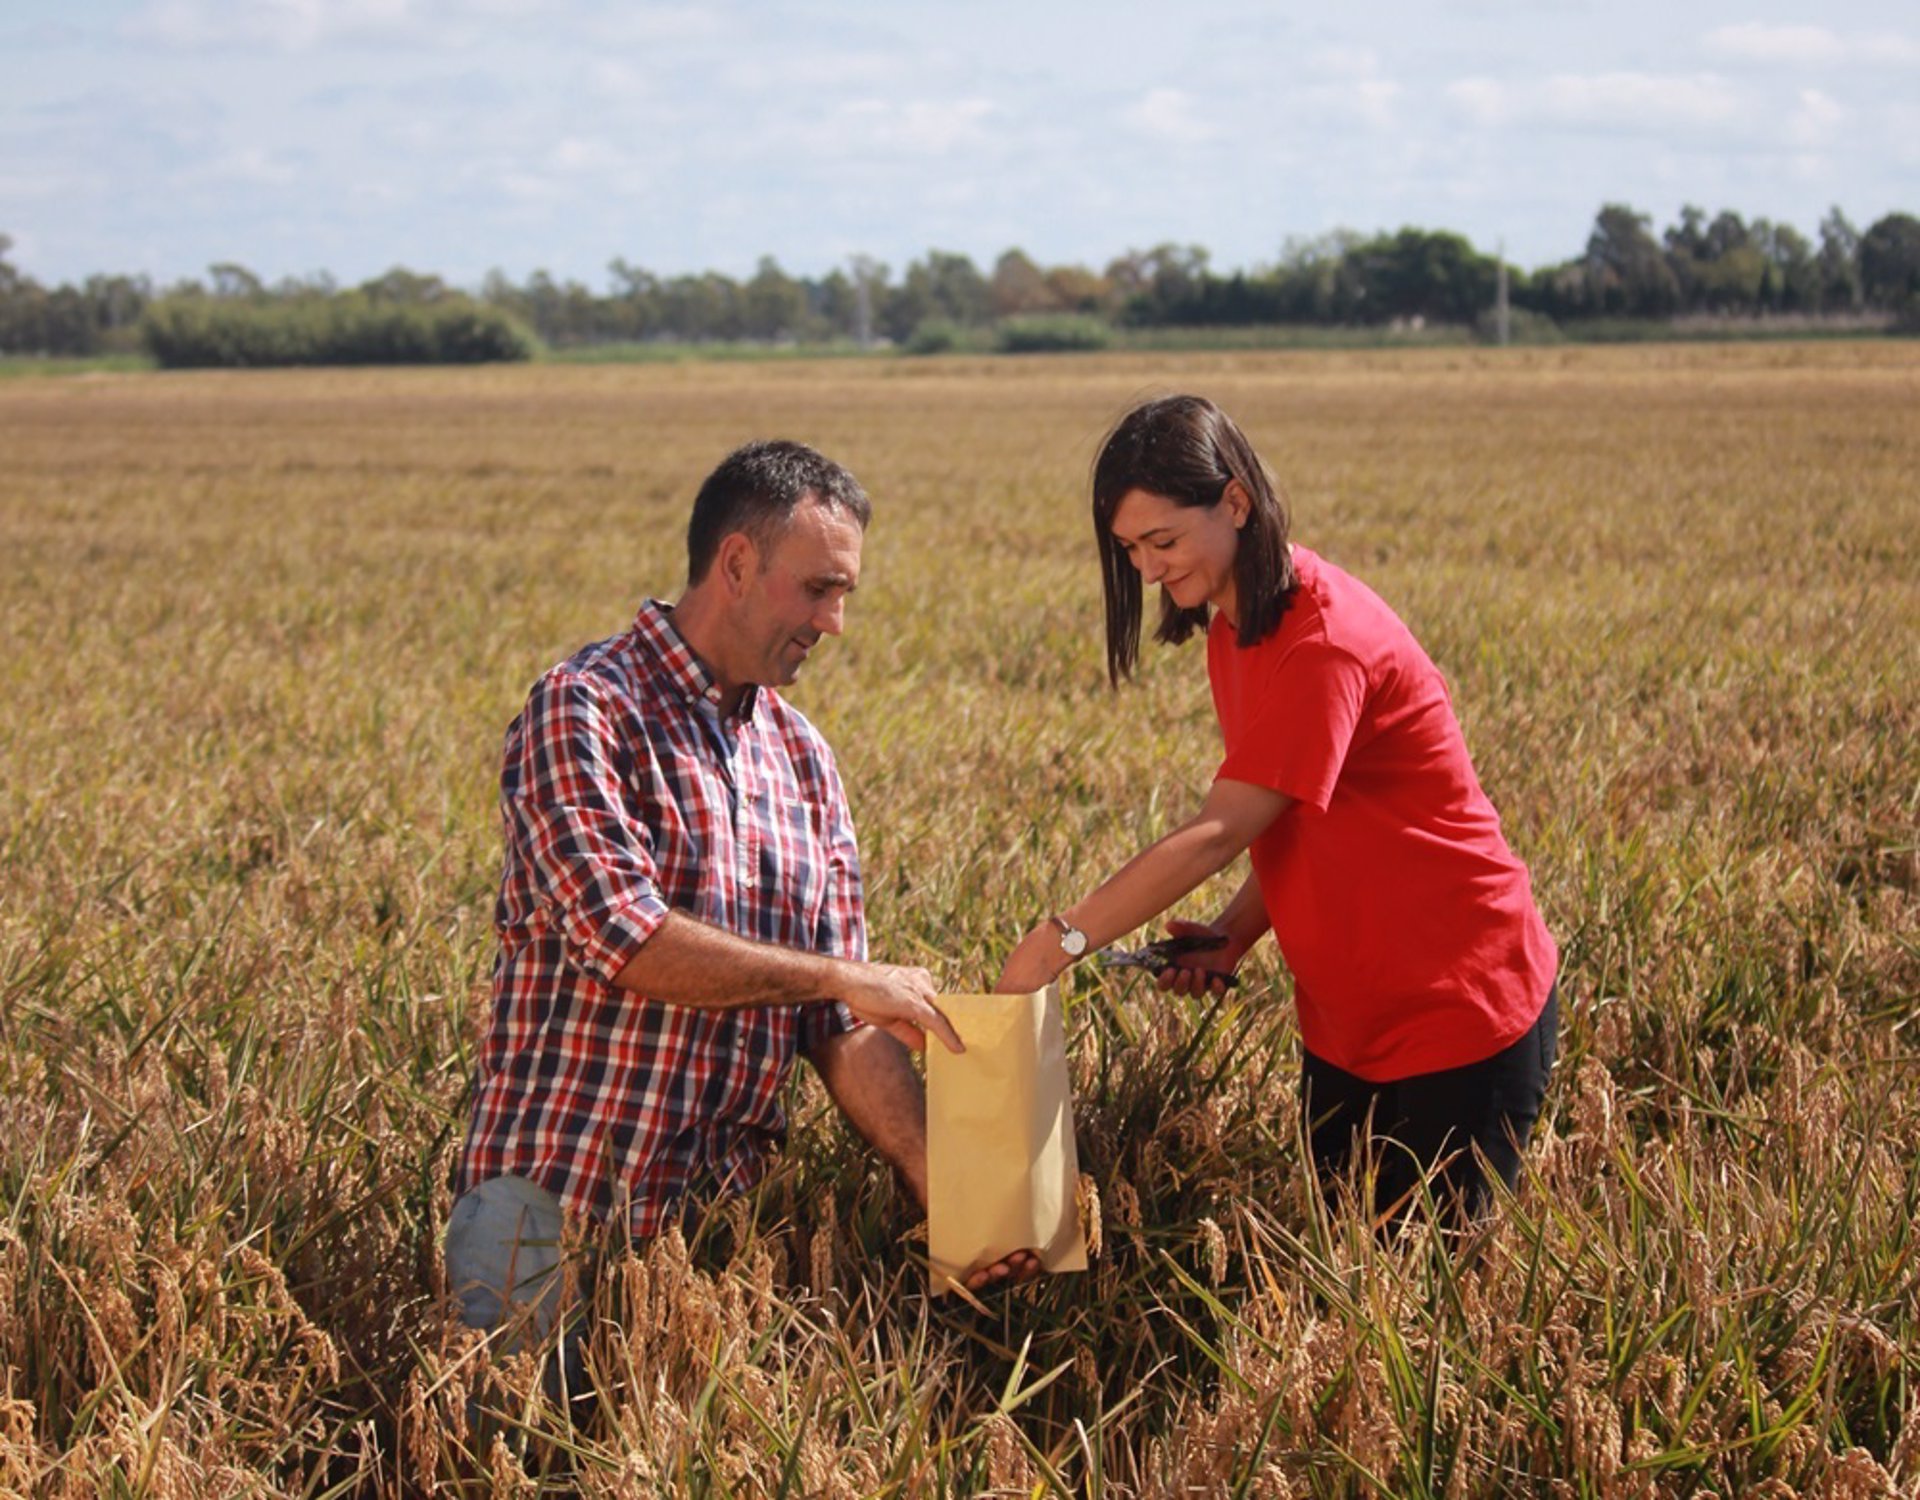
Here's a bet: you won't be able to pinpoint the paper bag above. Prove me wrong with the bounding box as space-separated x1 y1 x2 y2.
925 986 1088 1295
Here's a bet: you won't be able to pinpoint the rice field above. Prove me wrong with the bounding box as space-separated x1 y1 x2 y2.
1 342 1916 1496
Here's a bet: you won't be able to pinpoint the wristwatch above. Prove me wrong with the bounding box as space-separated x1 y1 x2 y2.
1048 914 1089 959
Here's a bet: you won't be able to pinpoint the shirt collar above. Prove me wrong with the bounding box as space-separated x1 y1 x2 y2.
633 598 760 723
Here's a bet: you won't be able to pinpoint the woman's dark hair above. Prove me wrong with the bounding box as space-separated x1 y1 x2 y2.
1091 394 1297 685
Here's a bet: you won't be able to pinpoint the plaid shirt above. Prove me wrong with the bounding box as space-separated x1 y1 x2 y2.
457 599 861 1236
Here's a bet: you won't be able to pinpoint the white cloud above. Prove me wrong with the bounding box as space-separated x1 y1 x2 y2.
1306 45 1381 79
0 169 72 202
123 0 581 51
1859 32 1920 64
1125 87 1216 144
1705 23 1845 63
582 5 728 47
809 97 997 157
1786 88 1845 148
894 99 996 153
1446 72 1739 131
178 146 301 187
1300 78 1399 130
1704 22 1920 66
1293 45 1398 128
129 0 419 50
1887 103 1920 164
497 171 564 202
549 137 623 174
1446 77 1506 127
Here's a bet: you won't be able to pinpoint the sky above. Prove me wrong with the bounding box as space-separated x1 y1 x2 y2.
3 0 1916 291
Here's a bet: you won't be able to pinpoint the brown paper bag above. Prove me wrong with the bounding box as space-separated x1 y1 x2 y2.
925 986 1088 1295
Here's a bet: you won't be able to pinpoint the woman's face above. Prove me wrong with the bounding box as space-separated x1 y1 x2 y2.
1108 483 1249 620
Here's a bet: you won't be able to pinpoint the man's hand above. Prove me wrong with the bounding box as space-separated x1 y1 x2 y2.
835 961 965 1055
1155 919 1244 998
964 1248 1044 1292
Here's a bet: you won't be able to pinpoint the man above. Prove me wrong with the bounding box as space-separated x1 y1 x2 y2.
447 440 1023 1364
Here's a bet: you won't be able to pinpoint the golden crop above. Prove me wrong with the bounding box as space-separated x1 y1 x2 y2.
1 343 1915 1496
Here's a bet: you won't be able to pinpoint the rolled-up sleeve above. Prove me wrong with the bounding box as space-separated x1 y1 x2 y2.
503 674 670 983
798 756 863 1054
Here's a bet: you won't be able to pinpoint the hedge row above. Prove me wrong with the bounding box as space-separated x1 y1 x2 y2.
141 295 536 368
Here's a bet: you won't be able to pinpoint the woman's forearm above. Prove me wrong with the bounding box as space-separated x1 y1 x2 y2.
1059 818 1245 955
1215 873 1272 955
992 778 1289 992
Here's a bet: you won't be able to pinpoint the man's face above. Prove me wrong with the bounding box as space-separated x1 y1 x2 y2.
731 496 864 688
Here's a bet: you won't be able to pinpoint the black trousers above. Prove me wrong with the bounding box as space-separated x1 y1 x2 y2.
1301 984 1558 1227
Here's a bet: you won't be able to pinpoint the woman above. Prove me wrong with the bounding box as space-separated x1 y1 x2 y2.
993 394 1559 1228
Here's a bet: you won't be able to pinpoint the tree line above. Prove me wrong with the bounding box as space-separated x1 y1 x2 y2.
2 202 1917 362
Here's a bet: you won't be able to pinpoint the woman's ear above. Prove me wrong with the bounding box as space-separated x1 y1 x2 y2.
1224 479 1252 530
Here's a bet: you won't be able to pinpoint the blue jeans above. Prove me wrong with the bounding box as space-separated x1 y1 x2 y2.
443 1175 587 1404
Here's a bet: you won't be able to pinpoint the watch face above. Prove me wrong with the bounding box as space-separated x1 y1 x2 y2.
1062 927 1088 956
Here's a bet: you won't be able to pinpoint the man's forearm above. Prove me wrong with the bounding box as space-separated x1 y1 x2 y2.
611 911 841 1009
609 908 961 1055
807 1026 929 1207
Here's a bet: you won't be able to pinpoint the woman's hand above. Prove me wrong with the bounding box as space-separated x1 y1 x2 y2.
992 922 1068 995
1156 918 1246 998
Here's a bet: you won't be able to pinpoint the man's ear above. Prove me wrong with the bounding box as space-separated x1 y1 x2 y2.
714 531 759 598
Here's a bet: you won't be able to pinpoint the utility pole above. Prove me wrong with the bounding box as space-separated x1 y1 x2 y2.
850 255 876 349
1496 238 1511 347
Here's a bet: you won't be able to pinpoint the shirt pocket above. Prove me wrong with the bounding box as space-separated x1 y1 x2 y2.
744 784 829 942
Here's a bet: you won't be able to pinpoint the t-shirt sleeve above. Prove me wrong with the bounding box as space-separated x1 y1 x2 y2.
1215 639 1369 813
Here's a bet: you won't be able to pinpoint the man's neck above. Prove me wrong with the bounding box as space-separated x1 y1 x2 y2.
667 586 750 716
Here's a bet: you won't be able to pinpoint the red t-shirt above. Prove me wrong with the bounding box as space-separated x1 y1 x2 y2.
1208 546 1557 1082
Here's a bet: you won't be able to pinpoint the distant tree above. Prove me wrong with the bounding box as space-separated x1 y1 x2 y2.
271 271 337 298
1345 228 1495 324
1695 246 1767 313
1664 204 1709 261
1042 263 1110 315
1702 210 1751 260
989 249 1058 317
658 272 742 341
1104 243 1211 323
808 269 858 341
922 250 991 325
80 273 151 352
1587 204 1680 315
141 292 533 366
1817 208 1863 311
208 263 265 300
514 269 604 345
0 235 123 354
1750 221 1817 311
1272 231 1367 321
606 257 659 340
1679 211 1762 313
884 251 988 339
742 256 804 340
1860 213 1920 313
607 258 656 300
359 267 449 304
